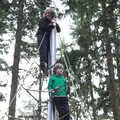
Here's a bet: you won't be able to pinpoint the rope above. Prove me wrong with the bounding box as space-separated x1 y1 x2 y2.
58 33 93 119
58 34 80 97
38 32 47 52
7 31 47 112
22 85 39 102
0 60 44 119
21 87 48 92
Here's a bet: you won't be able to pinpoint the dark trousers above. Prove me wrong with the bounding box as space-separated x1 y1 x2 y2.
37 34 50 65
53 97 70 120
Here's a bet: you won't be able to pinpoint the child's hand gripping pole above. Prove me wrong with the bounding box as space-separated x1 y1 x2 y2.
49 86 60 97
50 86 59 93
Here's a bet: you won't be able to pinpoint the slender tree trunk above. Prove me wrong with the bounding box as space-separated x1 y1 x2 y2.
87 60 97 120
106 40 120 120
102 1 120 119
38 72 42 119
8 0 24 120
89 77 97 120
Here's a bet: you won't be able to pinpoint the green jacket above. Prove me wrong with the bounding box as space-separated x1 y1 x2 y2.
48 74 69 97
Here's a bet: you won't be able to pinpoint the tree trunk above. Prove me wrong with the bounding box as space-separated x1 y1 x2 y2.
87 60 97 120
38 72 42 119
89 76 97 120
102 1 120 119
8 0 24 120
106 39 120 120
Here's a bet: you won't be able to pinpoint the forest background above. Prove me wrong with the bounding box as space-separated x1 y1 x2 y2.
0 0 120 120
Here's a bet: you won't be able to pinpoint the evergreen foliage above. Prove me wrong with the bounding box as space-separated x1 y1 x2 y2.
0 0 120 119
0 0 52 120
61 0 120 119
0 3 10 71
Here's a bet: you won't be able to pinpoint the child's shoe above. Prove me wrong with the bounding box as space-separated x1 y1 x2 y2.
40 62 48 76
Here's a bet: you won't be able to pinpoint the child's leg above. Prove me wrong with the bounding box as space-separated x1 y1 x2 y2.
61 97 70 120
37 34 48 64
39 39 48 64
37 34 48 75
53 97 70 120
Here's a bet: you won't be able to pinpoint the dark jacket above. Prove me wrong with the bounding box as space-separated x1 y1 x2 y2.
36 17 61 47
36 17 61 36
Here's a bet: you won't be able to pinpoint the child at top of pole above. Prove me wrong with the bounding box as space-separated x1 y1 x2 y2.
48 63 70 120
36 7 61 75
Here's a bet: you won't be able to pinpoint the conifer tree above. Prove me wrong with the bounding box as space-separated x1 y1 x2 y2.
6 0 51 120
61 0 120 119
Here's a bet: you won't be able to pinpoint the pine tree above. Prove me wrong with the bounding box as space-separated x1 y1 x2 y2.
7 0 51 120
61 0 120 119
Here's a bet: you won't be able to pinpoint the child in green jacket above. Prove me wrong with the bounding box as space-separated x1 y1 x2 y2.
48 63 70 120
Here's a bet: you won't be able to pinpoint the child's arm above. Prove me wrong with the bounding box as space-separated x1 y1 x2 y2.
51 19 61 32
48 77 53 92
65 78 72 95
